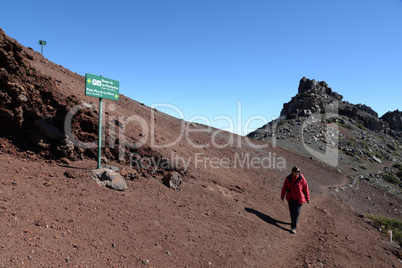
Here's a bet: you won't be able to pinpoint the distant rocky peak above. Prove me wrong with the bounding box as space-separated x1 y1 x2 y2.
297 77 343 100
355 103 378 118
381 110 402 131
298 77 330 96
279 77 397 132
281 77 343 119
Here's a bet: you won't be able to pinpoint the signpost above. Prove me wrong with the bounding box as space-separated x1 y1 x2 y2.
85 73 120 169
39 40 46 55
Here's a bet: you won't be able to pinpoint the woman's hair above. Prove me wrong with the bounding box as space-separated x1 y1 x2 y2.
292 166 301 173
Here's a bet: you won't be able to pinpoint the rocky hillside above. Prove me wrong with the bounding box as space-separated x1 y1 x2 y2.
248 77 402 198
0 28 185 183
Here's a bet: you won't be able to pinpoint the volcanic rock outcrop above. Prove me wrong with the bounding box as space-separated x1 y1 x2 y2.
249 77 402 195
0 28 181 182
0 29 80 157
381 109 402 131
280 77 399 132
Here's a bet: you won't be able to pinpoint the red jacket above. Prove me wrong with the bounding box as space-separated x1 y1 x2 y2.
281 174 310 204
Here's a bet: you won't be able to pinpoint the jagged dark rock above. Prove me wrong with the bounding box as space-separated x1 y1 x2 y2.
355 104 378 118
281 77 342 119
279 77 391 131
381 110 402 131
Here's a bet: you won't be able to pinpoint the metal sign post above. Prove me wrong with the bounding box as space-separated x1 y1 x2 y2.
85 73 120 169
39 40 46 55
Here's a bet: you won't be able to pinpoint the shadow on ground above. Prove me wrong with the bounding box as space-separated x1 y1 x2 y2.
245 207 290 232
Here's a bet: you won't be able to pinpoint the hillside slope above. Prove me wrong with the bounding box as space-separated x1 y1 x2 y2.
0 28 401 267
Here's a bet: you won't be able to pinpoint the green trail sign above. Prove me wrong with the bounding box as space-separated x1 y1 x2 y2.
84 73 120 169
85 73 119 101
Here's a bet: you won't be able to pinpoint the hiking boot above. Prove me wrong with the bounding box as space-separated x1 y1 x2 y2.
290 228 296 234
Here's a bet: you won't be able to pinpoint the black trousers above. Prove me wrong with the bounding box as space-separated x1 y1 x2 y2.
288 200 302 230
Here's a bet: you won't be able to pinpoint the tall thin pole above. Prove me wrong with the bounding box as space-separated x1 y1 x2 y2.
98 97 103 169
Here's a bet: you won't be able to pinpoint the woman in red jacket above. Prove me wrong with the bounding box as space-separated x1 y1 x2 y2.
281 166 310 234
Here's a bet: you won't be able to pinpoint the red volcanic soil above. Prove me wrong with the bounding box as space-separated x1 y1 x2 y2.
0 28 401 267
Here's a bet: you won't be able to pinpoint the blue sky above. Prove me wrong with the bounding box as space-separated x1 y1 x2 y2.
1 0 401 135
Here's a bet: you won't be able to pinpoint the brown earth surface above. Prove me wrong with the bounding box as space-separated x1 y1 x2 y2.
0 28 401 267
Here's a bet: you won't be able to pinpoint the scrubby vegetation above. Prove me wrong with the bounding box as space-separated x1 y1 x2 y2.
366 214 402 246
393 163 402 180
336 122 351 129
356 123 367 131
383 174 401 186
